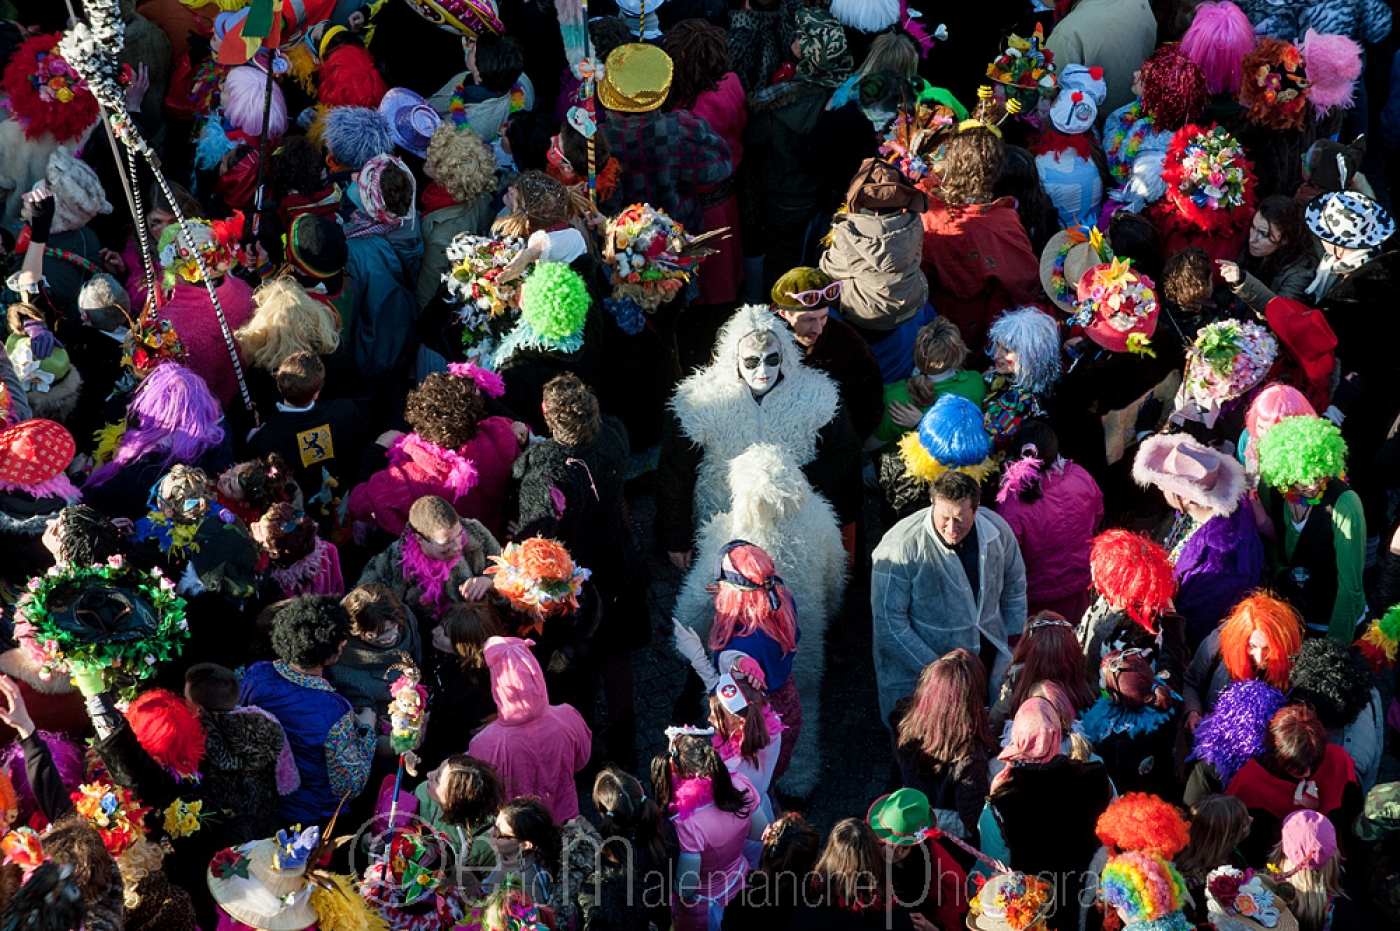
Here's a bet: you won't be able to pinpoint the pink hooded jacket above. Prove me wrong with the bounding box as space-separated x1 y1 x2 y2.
467 637 592 822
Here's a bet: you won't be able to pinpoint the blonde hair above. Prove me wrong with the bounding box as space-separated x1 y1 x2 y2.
426 123 498 205
1269 842 1343 931
858 32 918 79
236 277 341 371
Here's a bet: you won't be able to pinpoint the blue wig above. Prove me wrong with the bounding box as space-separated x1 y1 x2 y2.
320 105 394 172
989 306 1063 395
899 392 994 483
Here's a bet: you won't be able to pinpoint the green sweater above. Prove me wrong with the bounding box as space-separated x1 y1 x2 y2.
871 370 986 446
1264 485 1367 643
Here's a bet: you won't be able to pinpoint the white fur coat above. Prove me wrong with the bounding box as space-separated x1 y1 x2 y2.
674 443 847 797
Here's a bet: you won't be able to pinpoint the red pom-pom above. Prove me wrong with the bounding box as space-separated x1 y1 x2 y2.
126 689 207 780
0 34 99 143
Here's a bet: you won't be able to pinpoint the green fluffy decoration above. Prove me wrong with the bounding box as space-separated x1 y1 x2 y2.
1257 415 1348 489
520 262 590 342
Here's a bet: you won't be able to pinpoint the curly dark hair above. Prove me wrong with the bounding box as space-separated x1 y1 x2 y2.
541 373 601 446
1162 247 1214 309
662 18 730 110
54 506 122 567
377 160 415 219
404 372 486 449
1240 195 1310 287
1288 638 1374 730
41 813 114 903
231 453 299 512
993 145 1059 255
935 126 1003 207
270 595 351 668
272 135 328 199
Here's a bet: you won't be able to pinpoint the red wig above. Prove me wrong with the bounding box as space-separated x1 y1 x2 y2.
1096 792 1191 858
1090 530 1176 632
1219 593 1302 688
0 34 100 143
1009 613 1098 713
897 648 995 762
1139 45 1208 131
710 543 799 655
126 689 207 781
317 43 388 109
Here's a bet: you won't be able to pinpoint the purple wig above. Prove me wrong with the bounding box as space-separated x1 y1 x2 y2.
1 730 86 825
1180 2 1256 95
222 64 288 140
87 363 226 488
1188 679 1287 784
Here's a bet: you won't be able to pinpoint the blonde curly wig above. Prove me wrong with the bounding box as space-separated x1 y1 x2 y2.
235 277 342 372
426 122 498 205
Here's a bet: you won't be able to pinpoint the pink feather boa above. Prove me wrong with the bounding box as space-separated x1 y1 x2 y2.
446 361 507 399
996 456 1044 504
390 432 479 498
0 472 81 503
713 704 786 765
668 774 716 822
399 530 459 618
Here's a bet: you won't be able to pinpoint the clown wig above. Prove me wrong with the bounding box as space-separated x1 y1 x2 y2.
898 393 994 485
1179 2 1255 96
320 106 395 173
317 42 388 109
1190 679 1287 782
1300 29 1363 116
711 541 799 656
1139 46 1208 130
426 123 498 205
86 363 226 488
235 276 342 372
126 689 207 781
222 64 288 141
0 731 85 825
1244 384 1316 445
988 306 1062 395
519 262 591 344
1096 793 1191 859
1218 593 1302 688
1089 530 1176 632
1256 415 1348 489
1098 851 1190 925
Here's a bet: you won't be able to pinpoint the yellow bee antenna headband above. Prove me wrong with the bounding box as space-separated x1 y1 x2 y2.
957 86 1020 137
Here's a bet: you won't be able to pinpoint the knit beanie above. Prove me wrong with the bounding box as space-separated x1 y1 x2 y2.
770 266 833 310
286 214 349 280
44 149 113 234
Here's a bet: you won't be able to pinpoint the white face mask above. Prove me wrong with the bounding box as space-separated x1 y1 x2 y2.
737 331 781 397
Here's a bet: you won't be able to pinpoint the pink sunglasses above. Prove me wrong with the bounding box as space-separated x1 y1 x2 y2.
784 280 843 308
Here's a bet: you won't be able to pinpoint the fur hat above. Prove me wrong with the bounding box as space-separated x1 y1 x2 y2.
1133 433 1246 516
77 273 131 315
1299 29 1362 115
897 392 993 484
770 266 836 310
320 106 395 172
43 149 113 235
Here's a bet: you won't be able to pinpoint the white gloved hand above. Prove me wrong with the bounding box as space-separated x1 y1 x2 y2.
672 619 720 691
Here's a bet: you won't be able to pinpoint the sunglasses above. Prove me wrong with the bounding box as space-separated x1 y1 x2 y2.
783 280 843 308
740 352 781 371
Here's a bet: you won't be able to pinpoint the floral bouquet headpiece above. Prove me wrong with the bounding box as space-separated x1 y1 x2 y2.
986 24 1057 105
72 779 152 856
1240 37 1309 131
1161 124 1256 235
968 871 1053 929
603 203 724 312
443 234 526 351
1185 320 1278 406
878 83 963 183
158 216 244 288
487 537 591 623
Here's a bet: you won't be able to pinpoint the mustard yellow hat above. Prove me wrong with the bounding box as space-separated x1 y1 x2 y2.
599 44 674 114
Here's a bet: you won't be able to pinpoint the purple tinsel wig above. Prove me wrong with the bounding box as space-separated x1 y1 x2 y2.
87 363 226 488
1 730 86 825
222 64 288 140
1180 2 1256 96
1188 680 1287 784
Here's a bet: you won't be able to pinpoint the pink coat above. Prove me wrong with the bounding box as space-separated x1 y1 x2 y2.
347 416 520 537
994 460 1103 605
154 276 256 409
688 73 747 306
467 637 592 822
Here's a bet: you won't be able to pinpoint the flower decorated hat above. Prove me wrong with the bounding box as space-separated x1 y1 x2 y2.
1160 124 1256 236
878 80 964 184
1205 866 1300 931
488 537 591 623
158 216 243 287
399 0 503 37
0 33 103 143
986 24 1057 105
72 778 151 856
1039 226 1113 313
1184 320 1279 408
1239 37 1309 131
968 871 1054 931
603 203 723 311
1075 258 1160 355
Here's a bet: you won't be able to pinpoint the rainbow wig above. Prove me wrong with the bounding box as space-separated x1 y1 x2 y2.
1139 46 1209 130
1256 415 1347 489
126 689 207 781
1356 604 1400 673
1219 592 1302 687
1300 29 1363 115
1 731 86 825
1096 793 1190 859
222 64 288 140
988 306 1062 394
1089 530 1176 632
898 392 994 484
1098 851 1191 928
1179 2 1256 95
86 363 226 488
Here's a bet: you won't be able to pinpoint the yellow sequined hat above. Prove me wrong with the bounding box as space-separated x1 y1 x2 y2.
598 44 674 113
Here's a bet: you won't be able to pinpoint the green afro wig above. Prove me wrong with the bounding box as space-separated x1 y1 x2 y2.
1257 415 1348 489
520 262 590 342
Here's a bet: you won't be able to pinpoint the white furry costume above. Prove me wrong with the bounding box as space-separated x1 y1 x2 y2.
830 0 900 33
668 305 841 532
674 444 846 798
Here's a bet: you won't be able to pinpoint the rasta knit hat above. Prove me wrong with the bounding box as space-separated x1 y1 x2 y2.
286 214 348 280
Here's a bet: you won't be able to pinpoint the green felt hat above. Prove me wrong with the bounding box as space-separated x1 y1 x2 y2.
867 788 933 845
770 266 834 309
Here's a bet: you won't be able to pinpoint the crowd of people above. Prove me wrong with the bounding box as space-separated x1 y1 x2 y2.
0 0 1398 929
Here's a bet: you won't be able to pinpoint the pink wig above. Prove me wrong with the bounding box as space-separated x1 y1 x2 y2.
1 731 86 825
710 542 799 656
1245 384 1316 439
1300 30 1363 115
222 64 288 140
87 363 226 488
1180 2 1256 95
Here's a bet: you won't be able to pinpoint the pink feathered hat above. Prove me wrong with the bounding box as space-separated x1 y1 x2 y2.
1133 433 1247 517
1300 29 1363 114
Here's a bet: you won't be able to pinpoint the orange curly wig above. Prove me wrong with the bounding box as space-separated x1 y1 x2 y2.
1219 592 1302 688
1090 530 1177 632
126 689 207 781
1096 792 1190 858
